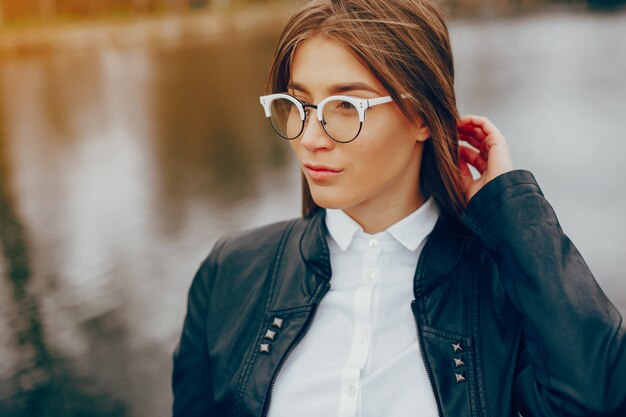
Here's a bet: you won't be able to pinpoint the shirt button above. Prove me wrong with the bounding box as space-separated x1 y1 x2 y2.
368 239 378 248
346 385 357 397
359 329 369 341
366 270 376 280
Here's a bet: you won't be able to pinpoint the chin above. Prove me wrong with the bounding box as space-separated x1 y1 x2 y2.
309 187 356 211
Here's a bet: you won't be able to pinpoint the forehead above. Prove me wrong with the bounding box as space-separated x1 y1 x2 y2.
290 36 384 94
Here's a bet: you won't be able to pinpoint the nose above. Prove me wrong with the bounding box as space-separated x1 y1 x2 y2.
300 108 335 152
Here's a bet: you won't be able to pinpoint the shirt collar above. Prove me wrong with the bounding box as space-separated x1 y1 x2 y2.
324 197 440 252
387 197 440 251
324 208 361 251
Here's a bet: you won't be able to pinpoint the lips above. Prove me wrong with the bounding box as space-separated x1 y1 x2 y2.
303 163 344 181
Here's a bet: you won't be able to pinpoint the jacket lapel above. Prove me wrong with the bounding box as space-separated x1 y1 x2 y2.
299 209 332 282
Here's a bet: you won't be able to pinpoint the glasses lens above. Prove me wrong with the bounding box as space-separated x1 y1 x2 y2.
321 99 362 143
269 98 303 139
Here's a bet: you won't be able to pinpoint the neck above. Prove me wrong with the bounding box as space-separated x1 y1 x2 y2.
335 141 426 234
343 191 426 234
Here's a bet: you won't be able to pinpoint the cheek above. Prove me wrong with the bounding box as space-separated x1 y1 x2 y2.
352 126 416 173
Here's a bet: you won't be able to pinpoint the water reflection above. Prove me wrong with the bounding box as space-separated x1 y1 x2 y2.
147 37 292 233
0 73 128 416
0 7 624 417
0 29 299 416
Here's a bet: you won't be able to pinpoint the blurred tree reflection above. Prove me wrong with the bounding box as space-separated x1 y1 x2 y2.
0 0 214 24
0 0 624 27
0 63 129 417
147 31 290 233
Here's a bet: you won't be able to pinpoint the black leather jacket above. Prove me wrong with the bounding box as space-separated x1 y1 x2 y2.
172 170 626 417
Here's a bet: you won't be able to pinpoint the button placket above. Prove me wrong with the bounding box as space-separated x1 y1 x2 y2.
336 236 379 416
359 328 369 342
363 238 380 285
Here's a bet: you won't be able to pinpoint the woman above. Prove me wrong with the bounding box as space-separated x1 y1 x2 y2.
172 1 626 416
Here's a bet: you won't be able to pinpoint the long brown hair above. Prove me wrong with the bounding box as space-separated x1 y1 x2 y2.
266 0 466 219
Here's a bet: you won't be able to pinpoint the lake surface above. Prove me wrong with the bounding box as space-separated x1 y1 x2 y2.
0 6 625 417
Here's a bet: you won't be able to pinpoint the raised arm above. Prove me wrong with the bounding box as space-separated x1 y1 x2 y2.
458 116 626 416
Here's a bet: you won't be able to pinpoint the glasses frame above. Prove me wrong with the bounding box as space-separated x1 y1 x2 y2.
259 93 395 143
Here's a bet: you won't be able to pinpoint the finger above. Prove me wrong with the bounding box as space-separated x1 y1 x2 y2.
457 125 486 141
458 160 473 191
459 144 487 174
458 134 488 159
457 121 488 152
457 121 485 134
457 115 500 137
458 115 507 155
457 115 503 145
458 129 486 151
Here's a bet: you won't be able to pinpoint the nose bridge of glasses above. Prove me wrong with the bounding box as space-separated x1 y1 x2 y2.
301 104 328 134
301 103 319 121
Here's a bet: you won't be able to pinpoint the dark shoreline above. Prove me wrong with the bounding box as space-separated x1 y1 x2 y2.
2 1 625 56
0 3 294 56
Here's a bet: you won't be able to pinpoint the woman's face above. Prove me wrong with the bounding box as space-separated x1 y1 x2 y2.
288 37 430 221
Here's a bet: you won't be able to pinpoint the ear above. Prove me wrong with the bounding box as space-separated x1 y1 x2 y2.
414 117 431 142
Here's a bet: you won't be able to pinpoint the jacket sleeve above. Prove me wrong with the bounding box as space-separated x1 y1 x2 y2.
461 169 626 417
172 237 227 417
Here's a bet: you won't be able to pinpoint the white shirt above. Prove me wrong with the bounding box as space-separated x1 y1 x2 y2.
267 198 441 417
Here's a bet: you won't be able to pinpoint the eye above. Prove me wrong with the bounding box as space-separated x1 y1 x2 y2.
326 99 358 117
329 101 355 112
339 101 353 110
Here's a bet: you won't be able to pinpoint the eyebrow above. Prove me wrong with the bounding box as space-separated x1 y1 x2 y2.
288 81 381 96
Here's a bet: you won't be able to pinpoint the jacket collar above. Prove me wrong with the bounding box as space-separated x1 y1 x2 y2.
300 207 469 291
413 213 468 297
299 209 332 282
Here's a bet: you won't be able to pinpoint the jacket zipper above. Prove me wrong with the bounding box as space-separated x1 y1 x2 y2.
412 300 443 417
260 281 331 417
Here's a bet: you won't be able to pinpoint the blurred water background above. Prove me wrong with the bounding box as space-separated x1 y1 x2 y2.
0 0 625 416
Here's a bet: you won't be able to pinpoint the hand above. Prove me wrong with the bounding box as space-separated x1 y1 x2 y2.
457 115 514 201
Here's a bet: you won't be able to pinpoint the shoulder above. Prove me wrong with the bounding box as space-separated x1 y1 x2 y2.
200 215 315 274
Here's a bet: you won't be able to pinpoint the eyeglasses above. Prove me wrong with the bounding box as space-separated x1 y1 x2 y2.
259 93 396 143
